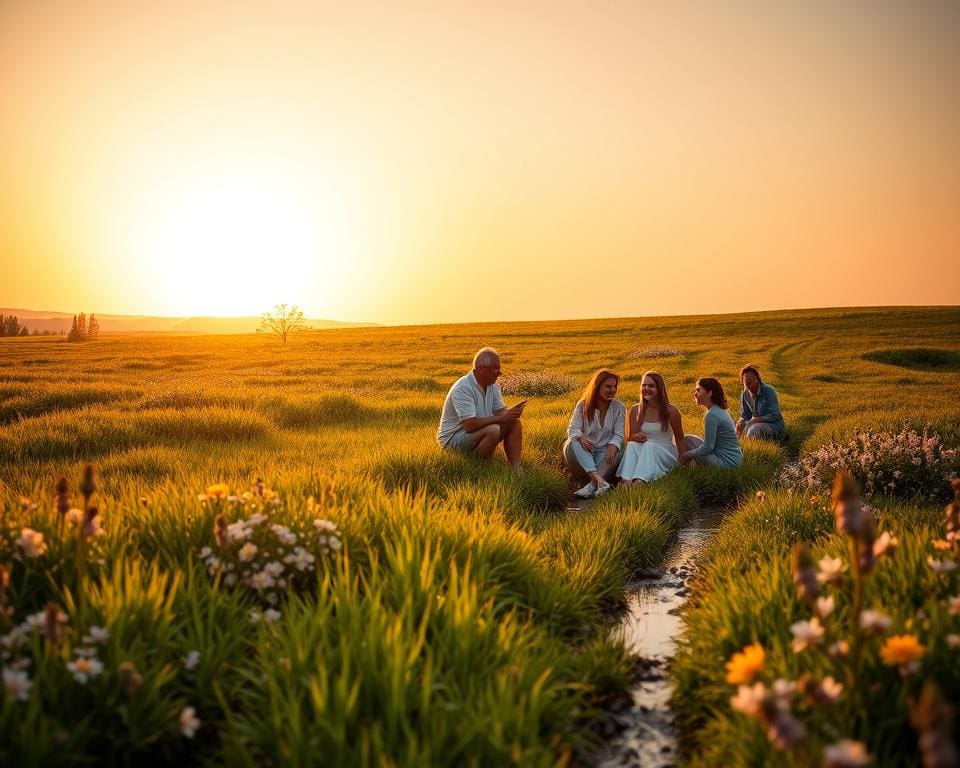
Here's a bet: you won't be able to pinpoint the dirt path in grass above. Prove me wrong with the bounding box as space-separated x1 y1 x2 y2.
591 506 724 768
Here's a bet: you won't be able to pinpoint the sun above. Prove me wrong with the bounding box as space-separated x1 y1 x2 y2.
131 162 350 317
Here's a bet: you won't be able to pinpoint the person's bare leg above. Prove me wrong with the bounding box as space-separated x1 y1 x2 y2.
501 420 523 467
619 479 633 488
473 425 501 459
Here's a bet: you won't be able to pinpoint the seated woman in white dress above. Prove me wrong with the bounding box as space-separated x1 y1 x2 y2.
617 371 686 486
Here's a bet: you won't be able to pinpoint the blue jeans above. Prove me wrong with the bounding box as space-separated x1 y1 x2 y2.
562 438 619 482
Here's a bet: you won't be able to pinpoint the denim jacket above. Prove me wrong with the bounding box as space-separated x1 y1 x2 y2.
738 383 784 429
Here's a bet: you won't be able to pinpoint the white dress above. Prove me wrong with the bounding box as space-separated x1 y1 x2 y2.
617 420 679 482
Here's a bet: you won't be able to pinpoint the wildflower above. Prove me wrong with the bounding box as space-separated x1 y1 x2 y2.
725 643 765 684
829 640 850 658
184 651 201 670
0 626 25 652
249 571 275 590
227 522 253 542
859 610 892 634
946 635 960 650
949 596 960 616
3 667 32 701
823 739 872 767
17 528 47 558
74 647 98 658
44 603 68 645
214 514 230 548
199 547 212 559
283 547 315 572
326 536 342 552
238 543 258 562
81 507 103 537
771 678 795 704
791 543 820 602
263 561 284 578
767 710 806 750
314 519 337 533
55 476 71 516
263 609 281 622
928 556 957 575
790 617 825 652
873 531 898 558
816 596 835 619
206 483 229 498
249 611 262 624
832 472 866 537
246 512 267 526
67 656 104 683
730 682 766 716
82 625 109 645
756 491 766 502
933 539 952 550
271 524 297 545
880 634 925 674
800 674 843 706
817 556 846 584
64 508 83 526
909 681 959 768
179 706 201 738
79 464 97 506
22 611 47 632
118 661 143 697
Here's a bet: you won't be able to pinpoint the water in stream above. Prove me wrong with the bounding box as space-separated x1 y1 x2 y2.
593 507 724 768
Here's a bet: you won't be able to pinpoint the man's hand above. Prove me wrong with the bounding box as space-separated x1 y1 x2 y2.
630 432 648 443
578 435 595 451
503 401 527 421
736 421 745 437
748 417 762 426
605 444 618 465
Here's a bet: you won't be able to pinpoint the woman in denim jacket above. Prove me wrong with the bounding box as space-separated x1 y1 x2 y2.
735 365 785 440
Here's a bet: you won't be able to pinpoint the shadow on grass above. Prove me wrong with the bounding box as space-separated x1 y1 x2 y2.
863 348 960 373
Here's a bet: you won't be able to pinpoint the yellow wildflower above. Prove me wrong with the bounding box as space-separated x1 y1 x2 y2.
880 634 925 671
206 483 229 498
725 642 766 684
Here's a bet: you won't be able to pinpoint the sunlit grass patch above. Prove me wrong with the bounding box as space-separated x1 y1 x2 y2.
270 393 371 428
0 385 144 424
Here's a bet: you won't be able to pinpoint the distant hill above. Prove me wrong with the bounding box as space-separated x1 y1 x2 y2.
0 308 377 334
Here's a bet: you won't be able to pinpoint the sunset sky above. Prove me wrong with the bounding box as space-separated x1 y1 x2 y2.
1 1 958 324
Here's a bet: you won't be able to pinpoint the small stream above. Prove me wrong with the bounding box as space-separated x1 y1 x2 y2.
592 506 724 768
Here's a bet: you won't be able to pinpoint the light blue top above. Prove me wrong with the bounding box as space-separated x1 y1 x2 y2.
738 382 784 434
437 372 505 447
687 405 742 466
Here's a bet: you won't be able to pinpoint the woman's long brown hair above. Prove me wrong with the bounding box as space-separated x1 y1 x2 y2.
639 370 671 431
581 368 620 423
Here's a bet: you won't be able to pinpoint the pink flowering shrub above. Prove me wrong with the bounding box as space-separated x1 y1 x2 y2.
780 427 959 501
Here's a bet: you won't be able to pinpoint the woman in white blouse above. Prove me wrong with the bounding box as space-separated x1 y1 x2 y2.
563 368 626 498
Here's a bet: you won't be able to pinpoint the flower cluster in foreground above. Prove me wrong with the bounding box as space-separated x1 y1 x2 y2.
201 480 342 620
726 474 960 764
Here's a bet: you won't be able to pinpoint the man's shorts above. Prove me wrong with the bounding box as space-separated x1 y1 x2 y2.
441 430 479 453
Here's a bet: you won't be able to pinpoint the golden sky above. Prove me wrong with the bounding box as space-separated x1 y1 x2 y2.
1 0 958 324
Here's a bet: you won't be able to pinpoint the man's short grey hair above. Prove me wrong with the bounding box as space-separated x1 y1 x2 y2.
473 347 500 368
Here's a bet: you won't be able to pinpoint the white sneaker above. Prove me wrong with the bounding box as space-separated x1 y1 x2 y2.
574 481 596 498
594 480 612 497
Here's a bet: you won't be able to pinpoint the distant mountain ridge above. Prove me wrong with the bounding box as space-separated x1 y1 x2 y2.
0 308 377 334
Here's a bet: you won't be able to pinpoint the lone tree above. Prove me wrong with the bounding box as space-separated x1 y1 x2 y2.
67 312 99 342
259 304 307 344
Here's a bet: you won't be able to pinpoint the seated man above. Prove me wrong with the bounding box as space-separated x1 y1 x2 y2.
735 364 785 440
437 347 524 468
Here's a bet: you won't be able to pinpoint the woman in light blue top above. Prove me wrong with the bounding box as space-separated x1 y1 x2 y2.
563 368 626 498
680 377 742 468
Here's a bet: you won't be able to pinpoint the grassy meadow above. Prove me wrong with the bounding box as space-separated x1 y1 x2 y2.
1 306 959 766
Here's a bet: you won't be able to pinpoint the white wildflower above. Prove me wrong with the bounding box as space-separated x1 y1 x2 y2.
82 626 110 645
790 617 825 652
67 656 104 683
263 609 281 623
179 706 201 738
184 650 201 670
730 682 766 716
859 610 892 633
928 556 957 575
823 739 872 767
3 668 32 701
238 543 258 562
17 528 47 558
817 556 845 584
816 596 835 619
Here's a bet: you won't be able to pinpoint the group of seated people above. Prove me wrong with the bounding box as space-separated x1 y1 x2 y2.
436 347 784 499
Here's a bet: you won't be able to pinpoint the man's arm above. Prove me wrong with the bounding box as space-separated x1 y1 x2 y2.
754 386 782 424
460 402 525 433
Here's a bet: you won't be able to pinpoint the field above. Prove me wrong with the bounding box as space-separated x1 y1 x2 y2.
1 306 959 766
